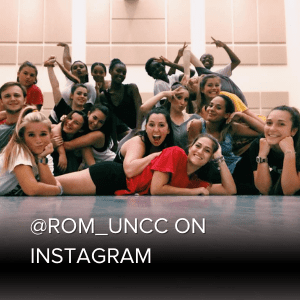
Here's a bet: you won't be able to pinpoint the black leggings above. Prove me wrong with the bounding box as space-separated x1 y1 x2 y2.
89 161 127 195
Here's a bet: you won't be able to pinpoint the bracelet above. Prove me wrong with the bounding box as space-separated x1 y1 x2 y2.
214 156 225 163
58 184 63 196
285 151 296 155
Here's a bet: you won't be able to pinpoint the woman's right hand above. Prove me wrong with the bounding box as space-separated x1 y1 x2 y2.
194 187 210 195
51 136 64 148
39 143 54 158
259 138 271 157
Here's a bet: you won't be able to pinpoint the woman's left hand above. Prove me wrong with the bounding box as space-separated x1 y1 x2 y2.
279 136 295 153
213 144 222 159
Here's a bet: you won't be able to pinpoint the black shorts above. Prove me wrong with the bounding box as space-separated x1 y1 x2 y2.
89 161 127 195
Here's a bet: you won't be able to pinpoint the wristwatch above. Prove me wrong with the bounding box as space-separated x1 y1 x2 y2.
256 156 268 164
38 157 48 165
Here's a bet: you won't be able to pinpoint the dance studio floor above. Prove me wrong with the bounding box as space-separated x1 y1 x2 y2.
1 195 299 299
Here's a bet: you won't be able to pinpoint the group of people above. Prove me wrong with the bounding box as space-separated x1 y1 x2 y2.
0 39 299 197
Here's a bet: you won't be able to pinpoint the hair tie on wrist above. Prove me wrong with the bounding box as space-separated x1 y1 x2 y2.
285 151 296 155
58 184 63 196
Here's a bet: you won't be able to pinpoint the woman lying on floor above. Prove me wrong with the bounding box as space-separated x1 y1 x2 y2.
56 133 236 196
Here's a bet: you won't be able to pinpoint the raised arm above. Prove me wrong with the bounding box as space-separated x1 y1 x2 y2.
140 88 183 115
46 63 62 106
57 42 72 71
168 42 188 75
156 55 195 78
56 60 80 84
211 37 241 71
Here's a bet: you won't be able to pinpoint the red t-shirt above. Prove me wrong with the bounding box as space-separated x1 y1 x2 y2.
115 146 210 195
26 84 43 106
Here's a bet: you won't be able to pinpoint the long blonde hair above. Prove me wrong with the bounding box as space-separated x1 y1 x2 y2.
2 106 52 172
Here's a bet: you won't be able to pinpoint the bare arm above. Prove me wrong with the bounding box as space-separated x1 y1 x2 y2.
253 138 272 194
208 157 237 195
63 131 105 150
229 112 264 137
122 136 161 178
188 119 203 145
47 66 62 106
57 42 72 71
82 147 96 166
129 84 143 130
150 171 209 195
279 137 300 195
56 60 80 84
211 37 240 71
140 89 182 115
14 153 61 196
168 42 188 75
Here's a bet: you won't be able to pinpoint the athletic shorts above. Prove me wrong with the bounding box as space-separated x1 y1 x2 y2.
89 161 127 195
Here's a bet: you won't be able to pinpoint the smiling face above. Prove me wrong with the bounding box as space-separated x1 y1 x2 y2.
201 77 221 100
91 65 106 83
188 136 214 168
70 86 88 107
206 96 230 122
169 88 189 113
0 85 25 114
17 66 37 88
88 109 106 131
110 63 126 84
145 113 170 147
265 110 298 146
148 61 167 80
71 62 88 78
200 54 214 69
24 122 51 156
63 112 85 135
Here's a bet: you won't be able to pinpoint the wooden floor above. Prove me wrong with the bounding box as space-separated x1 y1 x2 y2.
1 195 299 299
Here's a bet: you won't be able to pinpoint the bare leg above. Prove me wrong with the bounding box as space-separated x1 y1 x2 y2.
56 169 96 195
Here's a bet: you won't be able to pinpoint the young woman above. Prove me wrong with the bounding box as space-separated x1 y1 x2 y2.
56 133 236 196
91 62 111 97
44 56 91 124
189 94 264 194
52 104 115 168
51 110 86 175
249 105 300 195
194 74 264 125
0 61 43 124
57 42 96 106
97 58 143 150
0 106 62 196
17 61 44 111
140 82 200 152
